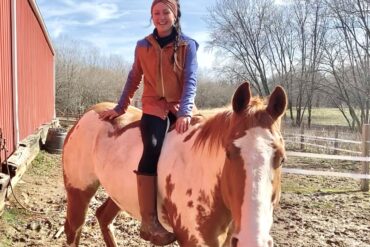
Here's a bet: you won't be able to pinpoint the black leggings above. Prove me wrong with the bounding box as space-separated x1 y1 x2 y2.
137 113 176 175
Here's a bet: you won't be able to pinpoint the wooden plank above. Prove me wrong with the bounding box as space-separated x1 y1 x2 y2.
284 140 362 154
283 168 370 180
361 124 370 191
0 173 10 215
287 151 370 162
285 133 362 144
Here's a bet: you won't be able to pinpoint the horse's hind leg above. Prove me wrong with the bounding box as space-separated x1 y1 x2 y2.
95 197 121 247
64 184 99 246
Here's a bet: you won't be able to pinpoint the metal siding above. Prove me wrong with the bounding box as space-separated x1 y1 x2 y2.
0 0 15 159
17 0 54 140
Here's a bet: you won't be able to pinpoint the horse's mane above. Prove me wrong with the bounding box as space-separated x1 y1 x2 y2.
193 97 267 153
193 110 233 153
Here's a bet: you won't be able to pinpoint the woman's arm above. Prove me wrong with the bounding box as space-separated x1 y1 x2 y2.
177 39 199 118
176 39 199 133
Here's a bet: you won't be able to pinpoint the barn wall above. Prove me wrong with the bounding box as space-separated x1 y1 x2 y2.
0 0 15 160
16 0 54 141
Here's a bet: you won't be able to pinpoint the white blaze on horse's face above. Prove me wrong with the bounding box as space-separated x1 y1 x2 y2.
232 127 277 247
221 83 287 247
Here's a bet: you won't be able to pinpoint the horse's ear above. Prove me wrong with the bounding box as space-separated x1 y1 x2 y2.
267 86 287 120
232 82 251 114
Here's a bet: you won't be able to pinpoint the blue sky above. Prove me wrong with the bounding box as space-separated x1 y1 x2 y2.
36 0 216 69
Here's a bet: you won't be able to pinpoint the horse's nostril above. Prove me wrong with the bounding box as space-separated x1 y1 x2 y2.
231 237 239 247
268 238 274 247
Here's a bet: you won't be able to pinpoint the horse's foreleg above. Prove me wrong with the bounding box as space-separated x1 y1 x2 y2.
95 197 121 247
64 184 99 246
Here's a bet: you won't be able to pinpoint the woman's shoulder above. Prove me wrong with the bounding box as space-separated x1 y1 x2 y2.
136 35 153 48
180 34 199 49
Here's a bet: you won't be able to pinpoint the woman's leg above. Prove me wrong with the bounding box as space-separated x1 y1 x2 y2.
135 114 176 246
137 114 169 174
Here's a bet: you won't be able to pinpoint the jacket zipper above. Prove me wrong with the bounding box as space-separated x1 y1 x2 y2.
160 49 165 97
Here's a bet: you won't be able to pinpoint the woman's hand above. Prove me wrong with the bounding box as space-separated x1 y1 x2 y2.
176 116 191 134
98 109 120 121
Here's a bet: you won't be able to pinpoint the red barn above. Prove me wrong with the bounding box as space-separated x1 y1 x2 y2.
0 0 55 161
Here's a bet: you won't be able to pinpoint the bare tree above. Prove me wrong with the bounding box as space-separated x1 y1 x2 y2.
207 0 329 127
292 0 328 127
207 0 275 95
55 36 130 117
322 0 370 130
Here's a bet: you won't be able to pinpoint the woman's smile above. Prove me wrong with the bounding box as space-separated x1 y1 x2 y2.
152 2 176 37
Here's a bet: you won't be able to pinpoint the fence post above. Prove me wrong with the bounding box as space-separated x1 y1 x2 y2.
333 126 339 155
361 124 370 191
300 123 305 150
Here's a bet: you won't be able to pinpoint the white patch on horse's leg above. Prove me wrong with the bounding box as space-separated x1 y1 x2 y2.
65 243 77 247
233 127 275 246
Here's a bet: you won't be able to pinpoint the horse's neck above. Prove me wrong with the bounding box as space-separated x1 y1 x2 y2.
157 124 231 243
158 119 228 201
160 116 228 181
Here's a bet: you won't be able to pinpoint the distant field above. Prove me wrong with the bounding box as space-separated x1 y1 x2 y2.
286 108 350 126
199 107 350 127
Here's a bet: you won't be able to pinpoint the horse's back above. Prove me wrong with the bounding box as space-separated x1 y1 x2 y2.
63 104 142 191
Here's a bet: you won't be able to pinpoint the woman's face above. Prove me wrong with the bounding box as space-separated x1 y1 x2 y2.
152 2 176 37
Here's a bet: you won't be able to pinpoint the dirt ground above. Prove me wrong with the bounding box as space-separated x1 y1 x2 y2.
0 152 369 247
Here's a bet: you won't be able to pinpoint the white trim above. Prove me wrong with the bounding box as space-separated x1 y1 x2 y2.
28 0 56 119
53 55 56 118
28 0 55 55
11 0 19 148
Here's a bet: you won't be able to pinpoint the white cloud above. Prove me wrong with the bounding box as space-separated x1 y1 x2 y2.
36 0 217 69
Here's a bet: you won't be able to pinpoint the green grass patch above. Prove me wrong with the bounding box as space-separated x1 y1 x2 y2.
0 236 12 247
30 151 60 176
202 107 352 126
282 180 319 194
1 208 26 225
306 108 349 126
0 208 25 247
287 107 352 126
282 179 362 195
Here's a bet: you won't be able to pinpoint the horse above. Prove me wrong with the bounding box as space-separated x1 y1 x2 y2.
62 82 287 247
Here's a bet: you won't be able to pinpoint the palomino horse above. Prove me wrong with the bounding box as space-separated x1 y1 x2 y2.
63 82 287 247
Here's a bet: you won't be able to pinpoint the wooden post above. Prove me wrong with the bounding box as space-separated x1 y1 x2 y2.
333 126 339 155
361 124 370 191
300 123 305 150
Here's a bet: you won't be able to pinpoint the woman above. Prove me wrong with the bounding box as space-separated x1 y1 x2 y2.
99 0 198 245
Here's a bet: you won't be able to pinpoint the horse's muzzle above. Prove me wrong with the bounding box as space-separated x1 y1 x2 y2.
231 236 274 247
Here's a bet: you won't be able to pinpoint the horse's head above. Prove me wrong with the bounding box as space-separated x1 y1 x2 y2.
221 82 287 247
